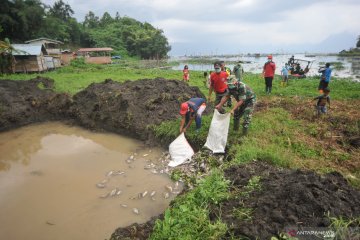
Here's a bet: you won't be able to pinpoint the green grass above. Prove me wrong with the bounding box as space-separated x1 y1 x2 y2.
150 170 230 240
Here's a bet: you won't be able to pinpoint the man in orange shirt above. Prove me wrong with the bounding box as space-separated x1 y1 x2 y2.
208 62 229 112
262 55 276 94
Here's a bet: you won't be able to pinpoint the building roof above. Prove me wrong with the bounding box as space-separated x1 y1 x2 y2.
12 44 48 56
25 38 63 45
77 48 113 52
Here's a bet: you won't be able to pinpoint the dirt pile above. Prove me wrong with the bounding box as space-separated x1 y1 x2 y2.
212 161 360 239
0 77 206 140
70 78 206 140
0 77 71 131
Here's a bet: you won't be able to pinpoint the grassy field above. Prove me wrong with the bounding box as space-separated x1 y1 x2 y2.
1 61 360 239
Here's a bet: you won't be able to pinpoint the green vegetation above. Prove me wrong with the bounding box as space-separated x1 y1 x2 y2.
0 0 170 59
150 170 229 239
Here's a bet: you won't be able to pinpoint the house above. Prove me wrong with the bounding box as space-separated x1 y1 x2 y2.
12 44 48 73
77 48 113 64
25 38 63 67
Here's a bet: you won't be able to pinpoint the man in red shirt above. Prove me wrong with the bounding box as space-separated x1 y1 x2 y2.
262 55 276 94
208 62 229 112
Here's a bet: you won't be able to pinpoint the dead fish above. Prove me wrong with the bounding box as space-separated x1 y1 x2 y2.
151 169 158 174
144 165 152 170
138 193 143 199
126 159 132 164
129 155 134 160
174 181 179 189
133 208 140 215
115 171 125 175
110 188 117 197
163 192 170 199
151 197 156 201
150 191 156 197
120 204 128 208
96 183 106 188
106 171 114 177
46 221 55 226
143 154 149 157
116 190 122 195
100 193 109 199
165 185 173 192
142 191 148 198
172 191 181 194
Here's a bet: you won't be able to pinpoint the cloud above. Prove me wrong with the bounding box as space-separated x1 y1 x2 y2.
41 0 360 55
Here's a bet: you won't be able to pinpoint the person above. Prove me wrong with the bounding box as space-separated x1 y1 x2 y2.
215 75 256 136
262 55 276 94
203 71 208 87
220 61 232 107
208 62 229 112
233 61 244 82
281 63 289 86
183 65 189 82
318 63 332 94
313 88 330 115
288 55 295 65
179 98 206 133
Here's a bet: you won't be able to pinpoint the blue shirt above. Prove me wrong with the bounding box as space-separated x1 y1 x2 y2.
324 67 332 82
281 66 289 76
187 98 205 113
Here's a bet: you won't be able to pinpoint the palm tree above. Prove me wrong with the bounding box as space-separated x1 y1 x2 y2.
0 38 16 74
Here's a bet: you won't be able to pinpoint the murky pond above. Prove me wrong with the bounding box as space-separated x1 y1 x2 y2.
0 122 178 240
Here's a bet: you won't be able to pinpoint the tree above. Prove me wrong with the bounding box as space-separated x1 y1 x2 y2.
0 38 15 73
48 0 74 22
83 11 99 29
357 35 360 48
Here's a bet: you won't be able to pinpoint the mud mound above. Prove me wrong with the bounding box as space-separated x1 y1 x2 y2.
212 161 360 239
0 77 71 131
70 78 206 140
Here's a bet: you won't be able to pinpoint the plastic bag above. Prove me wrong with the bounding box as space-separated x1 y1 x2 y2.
168 133 194 167
204 109 230 153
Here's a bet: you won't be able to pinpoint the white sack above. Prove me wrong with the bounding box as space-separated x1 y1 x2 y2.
168 133 194 167
204 109 230 153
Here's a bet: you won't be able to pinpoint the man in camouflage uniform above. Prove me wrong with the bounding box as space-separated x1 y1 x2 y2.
215 75 256 136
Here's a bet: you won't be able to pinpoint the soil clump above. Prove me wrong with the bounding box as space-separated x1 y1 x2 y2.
210 161 360 239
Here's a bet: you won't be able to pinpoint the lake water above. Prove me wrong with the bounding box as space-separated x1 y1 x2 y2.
0 122 178 240
171 54 360 81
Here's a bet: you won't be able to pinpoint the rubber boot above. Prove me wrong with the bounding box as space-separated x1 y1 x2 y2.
269 87 272 94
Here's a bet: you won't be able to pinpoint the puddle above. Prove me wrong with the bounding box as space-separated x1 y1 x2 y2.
0 122 179 240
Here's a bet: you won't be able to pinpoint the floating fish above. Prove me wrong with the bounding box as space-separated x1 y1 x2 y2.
165 185 173 192
151 169 158 174
115 171 125 175
116 190 122 195
100 193 109 199
101 179 109 184
144 165 152 170
110 188 117 197
163 192 170 199
150 191 156 197
142 191 148 198
151 197 156 201
96 183 106 188
106 171 114 177
120 204 128 208
133 208 140 215
129 155 134 160
143 154 149 157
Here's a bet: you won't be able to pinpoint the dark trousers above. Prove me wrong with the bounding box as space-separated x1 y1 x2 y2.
265 77 273 93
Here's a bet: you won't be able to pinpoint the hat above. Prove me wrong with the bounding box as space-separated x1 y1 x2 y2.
267 55 273 59
180 102 189 115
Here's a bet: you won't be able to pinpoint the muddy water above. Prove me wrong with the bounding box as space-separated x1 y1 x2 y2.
0 122 178 240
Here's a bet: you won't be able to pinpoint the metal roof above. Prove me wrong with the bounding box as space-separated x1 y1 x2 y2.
25 38 63 45
12 44 47 56
77 48 113 52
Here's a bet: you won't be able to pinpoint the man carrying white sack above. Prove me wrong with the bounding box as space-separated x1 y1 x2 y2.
215 75 256 136
179 97 206 134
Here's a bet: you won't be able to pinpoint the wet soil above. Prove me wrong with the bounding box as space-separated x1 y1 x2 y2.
210 161 360 239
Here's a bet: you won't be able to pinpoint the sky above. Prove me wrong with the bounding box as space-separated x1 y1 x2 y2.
42 0 360 56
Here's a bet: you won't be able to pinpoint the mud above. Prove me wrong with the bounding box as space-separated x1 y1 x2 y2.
0 77 207 141
210 161 360 239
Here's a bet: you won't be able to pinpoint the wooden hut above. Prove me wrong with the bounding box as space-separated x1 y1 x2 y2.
12 44 48 73
77 48 113 64
25 38 63 67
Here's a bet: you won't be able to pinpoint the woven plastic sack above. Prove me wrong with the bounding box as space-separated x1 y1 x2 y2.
204 110 230 153
168 133 194 167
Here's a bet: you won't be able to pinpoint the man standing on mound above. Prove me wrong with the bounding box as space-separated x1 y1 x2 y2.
179 98 206 133
215 75 256 136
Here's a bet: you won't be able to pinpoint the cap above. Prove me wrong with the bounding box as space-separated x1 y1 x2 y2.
267 55 273 59
180 102 188 115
